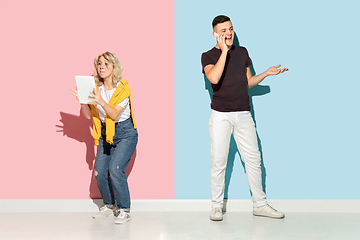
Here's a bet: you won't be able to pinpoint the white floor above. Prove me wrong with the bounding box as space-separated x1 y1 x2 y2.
1 212 359 240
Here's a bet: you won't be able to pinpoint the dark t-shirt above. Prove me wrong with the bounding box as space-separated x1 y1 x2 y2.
201 46 252 112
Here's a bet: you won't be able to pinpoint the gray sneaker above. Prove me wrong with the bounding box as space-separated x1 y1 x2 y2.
115 209 131 224
253 204 285 219
92 206 115 219
210 207 223 221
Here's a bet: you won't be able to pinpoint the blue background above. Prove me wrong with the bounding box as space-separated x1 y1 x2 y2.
175 0 360 199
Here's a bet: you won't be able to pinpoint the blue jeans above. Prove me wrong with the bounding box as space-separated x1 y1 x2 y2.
94 118 138 211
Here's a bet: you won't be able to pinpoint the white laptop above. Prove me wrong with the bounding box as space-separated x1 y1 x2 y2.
75 76 96 104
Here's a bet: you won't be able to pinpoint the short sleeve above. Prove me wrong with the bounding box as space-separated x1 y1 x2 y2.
118 97 129 108
244 47 252 67
201 52 214 73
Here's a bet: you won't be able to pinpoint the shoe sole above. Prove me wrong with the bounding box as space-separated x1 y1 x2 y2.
93 213 114 219
210 216 223 221
115 218 131 224
253 213 285 219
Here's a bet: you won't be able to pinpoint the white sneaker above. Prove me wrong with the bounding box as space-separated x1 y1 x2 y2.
253 204 285 219
210 207 223 221
115 209 131 224
92 206 115 219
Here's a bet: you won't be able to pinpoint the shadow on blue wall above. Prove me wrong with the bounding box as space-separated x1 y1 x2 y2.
203 32 270 204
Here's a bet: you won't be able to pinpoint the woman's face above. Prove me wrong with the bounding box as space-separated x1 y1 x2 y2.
96 56 114 80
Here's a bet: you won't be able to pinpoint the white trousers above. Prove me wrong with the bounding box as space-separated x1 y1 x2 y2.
209 110 267 208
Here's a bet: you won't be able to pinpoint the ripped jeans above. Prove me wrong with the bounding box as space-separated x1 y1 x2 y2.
94 118 138 211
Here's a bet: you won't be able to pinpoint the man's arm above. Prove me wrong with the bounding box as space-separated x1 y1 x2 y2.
246 64 288 89
204 35 229 84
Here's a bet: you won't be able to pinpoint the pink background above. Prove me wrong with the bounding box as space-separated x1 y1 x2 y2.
0 0 174 199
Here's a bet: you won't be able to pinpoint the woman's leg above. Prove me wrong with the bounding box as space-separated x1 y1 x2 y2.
109 119 138 211
94 138 116 207
109 135 138 211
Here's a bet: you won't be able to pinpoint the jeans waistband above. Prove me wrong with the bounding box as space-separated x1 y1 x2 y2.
101 117 132 127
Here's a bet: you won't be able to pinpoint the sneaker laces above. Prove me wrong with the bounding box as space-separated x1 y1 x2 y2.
99 206 110 212
116 209 126 218
265 204 278 212
213 208 221 214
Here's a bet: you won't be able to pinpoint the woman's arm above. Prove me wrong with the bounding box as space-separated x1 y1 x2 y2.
90 86 123 120
72 86 92 119
97 102 123 120
80 104 92 119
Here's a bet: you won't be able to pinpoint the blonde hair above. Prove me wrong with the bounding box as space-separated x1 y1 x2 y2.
93 51 124 87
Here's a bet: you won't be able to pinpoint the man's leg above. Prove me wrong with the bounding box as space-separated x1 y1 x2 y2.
232 111 266 206
209 110 233 212
233 111 284 218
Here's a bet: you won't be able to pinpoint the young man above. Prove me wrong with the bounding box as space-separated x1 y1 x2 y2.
201 15 288 221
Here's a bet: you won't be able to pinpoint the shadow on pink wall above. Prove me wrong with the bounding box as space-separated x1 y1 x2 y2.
56 109 136 199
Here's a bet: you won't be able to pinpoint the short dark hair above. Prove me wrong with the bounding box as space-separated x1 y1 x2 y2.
212 15 231 29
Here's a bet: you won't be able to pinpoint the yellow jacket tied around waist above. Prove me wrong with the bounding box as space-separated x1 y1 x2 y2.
90 80 137 145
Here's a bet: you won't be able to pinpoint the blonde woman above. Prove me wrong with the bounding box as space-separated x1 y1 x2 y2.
72 52 138 224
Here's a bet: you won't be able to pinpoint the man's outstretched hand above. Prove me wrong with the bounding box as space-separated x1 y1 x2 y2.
266 65 289 76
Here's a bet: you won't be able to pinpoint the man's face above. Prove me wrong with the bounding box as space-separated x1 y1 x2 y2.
213 21 234 47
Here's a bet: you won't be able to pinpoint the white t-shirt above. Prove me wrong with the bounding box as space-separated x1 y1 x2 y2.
96 83 131 123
